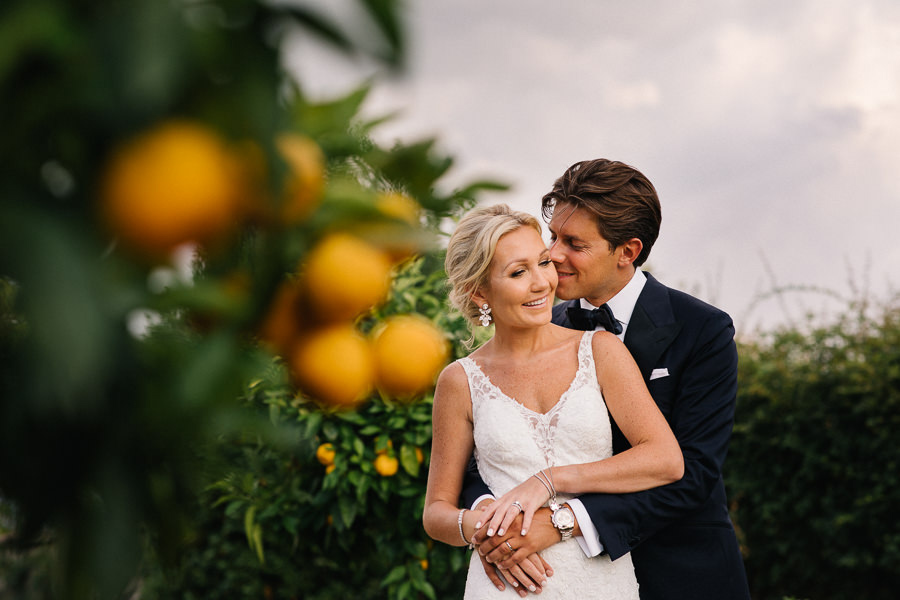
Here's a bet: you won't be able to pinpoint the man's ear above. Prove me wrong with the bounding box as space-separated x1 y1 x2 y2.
618 238 643 267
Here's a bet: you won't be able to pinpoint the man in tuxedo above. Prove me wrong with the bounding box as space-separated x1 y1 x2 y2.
463 159 751 599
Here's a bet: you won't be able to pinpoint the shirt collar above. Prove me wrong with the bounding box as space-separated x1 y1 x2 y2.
579 268 647 336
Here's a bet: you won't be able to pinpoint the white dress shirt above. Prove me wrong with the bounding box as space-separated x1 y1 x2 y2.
567 268 646 556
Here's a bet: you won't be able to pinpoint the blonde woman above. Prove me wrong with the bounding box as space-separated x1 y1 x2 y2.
423 204 683 598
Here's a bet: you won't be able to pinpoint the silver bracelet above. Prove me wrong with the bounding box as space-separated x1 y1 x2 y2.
533 470 555 501
458 508 473 548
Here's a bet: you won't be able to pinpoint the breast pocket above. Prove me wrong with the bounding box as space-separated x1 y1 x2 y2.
646 375 676 417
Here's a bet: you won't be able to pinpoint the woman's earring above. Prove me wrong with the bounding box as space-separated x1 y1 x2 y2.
478 303 492 327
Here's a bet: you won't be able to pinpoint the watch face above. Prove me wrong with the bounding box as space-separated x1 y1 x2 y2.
553 507 575 529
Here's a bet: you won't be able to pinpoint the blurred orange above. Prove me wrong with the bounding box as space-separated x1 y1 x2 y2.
316 442 336 466
258 280 307 356
375 191 420 224
302 232 392 322
100 121 243 259
373 191 423 263
372 315 449 398
290 324 374 408
373 453 399 477
277 133 325 223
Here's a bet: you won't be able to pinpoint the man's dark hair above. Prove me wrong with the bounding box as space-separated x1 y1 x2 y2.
541 159 662 266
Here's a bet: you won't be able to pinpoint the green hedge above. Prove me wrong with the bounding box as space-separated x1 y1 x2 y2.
728 298 900 599
136 293 900 600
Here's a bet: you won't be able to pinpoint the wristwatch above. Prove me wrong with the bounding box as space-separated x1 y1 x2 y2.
550 503 575 541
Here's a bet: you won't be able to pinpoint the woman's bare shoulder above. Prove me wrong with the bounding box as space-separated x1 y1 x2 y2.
435 360 469 396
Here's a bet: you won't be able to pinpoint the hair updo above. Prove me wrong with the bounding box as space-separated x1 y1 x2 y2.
445 204 542 328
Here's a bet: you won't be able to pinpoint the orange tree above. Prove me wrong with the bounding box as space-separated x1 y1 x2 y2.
140 256 486 600
0 1 504 598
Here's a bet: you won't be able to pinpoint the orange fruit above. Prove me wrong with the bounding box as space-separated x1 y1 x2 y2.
325 464 336 475
372 191 424 263
100 121 243 259
316 443 335 466
373 453 399 477
302 233 392 322
415 447 424 464
276 133 325 223
419 559 429 570
375 191 420 224
290 324 374 408
372 315 449 398
258 280 307 355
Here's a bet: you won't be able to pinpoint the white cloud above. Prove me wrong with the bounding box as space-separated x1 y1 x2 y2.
285 0 900 331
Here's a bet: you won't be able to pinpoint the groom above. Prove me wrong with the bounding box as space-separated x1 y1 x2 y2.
463 159 751 599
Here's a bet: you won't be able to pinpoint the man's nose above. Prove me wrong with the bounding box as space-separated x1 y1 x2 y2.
548 239 564 263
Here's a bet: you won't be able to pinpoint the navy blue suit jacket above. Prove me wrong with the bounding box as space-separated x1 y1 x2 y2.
461 274 750 600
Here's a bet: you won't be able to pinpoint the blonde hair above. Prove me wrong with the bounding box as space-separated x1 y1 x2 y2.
445 204 542 328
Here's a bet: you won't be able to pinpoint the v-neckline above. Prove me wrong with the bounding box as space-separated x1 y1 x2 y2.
464 334 588 417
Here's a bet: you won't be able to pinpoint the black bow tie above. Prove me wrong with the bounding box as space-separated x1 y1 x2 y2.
566 304 623 334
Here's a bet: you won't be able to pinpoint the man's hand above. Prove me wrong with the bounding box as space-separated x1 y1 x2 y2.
475 550 554 597
474 508 560 570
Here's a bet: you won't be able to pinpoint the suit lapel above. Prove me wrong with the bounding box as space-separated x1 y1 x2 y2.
624 275 681 380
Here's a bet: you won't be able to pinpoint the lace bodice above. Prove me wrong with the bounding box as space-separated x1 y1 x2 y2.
458 331 613 502
458 331 639 599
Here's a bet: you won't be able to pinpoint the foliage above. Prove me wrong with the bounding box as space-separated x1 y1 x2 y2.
728 296 900 600
0 0 501 598
140 256 474 600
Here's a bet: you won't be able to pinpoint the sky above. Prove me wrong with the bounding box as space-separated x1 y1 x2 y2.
284 0 900 335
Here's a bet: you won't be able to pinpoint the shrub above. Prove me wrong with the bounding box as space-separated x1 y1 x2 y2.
728 297 900 599
140 256 475 600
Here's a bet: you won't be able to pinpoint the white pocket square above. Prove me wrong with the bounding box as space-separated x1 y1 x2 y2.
649 368 669 381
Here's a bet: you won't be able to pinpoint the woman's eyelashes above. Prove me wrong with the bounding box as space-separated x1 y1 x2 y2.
509 258 552 278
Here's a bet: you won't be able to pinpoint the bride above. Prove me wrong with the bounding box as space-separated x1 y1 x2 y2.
423 204 683 598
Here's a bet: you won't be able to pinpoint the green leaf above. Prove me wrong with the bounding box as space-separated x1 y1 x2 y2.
358 0 405 67
251 523 265 564
244 506 256 548
280 6 356 55
322 421 338 439
381 565 407 587
399 443 419 477
338 494 357 528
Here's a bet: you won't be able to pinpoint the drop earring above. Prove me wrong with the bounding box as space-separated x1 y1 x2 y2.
478 303 492 327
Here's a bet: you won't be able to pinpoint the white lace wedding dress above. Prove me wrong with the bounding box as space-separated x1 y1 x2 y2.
458 331 639 599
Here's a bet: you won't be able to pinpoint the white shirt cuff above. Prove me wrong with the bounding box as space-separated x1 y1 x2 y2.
470 494 495 511
566 498 604 557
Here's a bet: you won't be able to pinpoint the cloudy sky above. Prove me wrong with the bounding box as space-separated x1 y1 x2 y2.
286 0 900 335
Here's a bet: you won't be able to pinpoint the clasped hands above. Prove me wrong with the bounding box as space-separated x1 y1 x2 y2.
469 475 561 596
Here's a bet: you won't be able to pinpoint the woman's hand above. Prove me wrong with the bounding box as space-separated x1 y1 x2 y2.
474 474 551 538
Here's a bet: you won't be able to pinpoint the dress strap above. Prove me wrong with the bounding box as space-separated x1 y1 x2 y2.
456 357 493 412
573 331 599 390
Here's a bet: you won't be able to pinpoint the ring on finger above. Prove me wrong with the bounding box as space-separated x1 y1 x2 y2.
505 540 515 553
511 500 523 513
